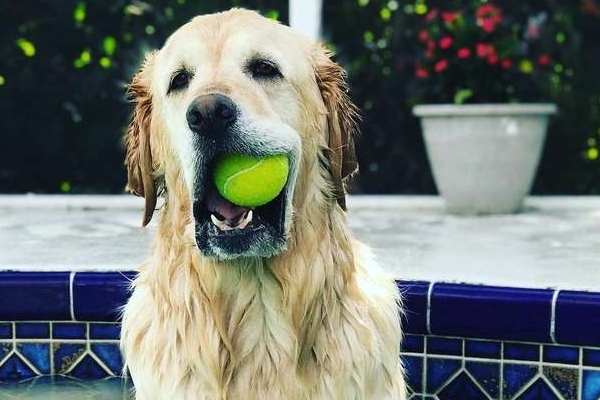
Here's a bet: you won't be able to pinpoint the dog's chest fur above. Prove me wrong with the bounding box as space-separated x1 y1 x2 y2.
121 212 405 400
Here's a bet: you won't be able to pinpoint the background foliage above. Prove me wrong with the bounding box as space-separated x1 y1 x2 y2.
324 0 600 194
1 0 599 194
0 0 286 193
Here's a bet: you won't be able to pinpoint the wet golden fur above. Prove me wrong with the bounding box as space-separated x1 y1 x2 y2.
121 9 406 399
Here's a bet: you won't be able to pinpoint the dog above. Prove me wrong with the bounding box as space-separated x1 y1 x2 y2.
120 8 406 400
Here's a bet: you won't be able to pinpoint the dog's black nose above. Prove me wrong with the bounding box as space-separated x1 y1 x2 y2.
186 94 238 137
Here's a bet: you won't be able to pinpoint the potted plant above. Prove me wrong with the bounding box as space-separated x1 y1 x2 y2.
410 2 572 214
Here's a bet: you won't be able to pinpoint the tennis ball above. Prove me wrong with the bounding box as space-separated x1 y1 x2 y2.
213 154 289 207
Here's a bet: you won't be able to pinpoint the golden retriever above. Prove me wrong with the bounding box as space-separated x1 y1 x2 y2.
121 8 406 400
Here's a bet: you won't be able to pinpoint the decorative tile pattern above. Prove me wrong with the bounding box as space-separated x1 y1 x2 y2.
0 322 120 380
2 273 600 398
0 324 598 398
402 334 600 399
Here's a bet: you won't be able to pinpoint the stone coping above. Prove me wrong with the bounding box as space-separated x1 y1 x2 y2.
0 195 599 291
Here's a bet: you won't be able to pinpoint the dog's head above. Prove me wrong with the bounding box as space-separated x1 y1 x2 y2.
125 9 358 260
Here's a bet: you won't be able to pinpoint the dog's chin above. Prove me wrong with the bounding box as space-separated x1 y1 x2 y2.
193 179 289 261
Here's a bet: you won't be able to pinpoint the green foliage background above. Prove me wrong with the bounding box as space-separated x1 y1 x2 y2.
0 0 599 194
0 0 286 193
324 0 600 194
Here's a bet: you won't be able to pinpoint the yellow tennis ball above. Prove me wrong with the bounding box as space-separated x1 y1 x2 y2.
213 154 289 207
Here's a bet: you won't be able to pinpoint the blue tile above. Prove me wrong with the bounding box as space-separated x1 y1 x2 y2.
91 344 123 375
516 378 561 400
504 342 540 361
583 370 600 400
426 358 461 393
72 272 135 321
0 272 71 320
53 343 86 375
397 281 430 334
503 363 539 398
427 337 462 356
16 343 50 375
52 323 87 339
68 354 110 379
430 283 553 342
0 343 12 362
464 339 501 359
402 334 425 354
466 361 500 398
403 355 423 393
543 345 580 365
0 354 36 381
583 348 600 367
438 372 488 400
15 323 49 339
0 324 12 339
555 291 600 347
89 323 120 340
543 366 578 400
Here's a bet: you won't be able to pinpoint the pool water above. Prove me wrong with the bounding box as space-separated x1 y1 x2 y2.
0 376 132 400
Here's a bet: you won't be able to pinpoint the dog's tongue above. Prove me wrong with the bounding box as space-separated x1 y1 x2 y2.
205 187 250 221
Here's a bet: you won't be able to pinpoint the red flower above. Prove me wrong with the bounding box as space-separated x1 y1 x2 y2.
425 9 438 22
487 54 499 65
501 59 513 69
476 43 496 58
425 49 435 59
427 40 437 50
441 11 460 24
434 59 449 73
439 36 453 49
457 47 471 59
476 4 502 33
538 54 551 66
415 67 429 79
418 30 430 43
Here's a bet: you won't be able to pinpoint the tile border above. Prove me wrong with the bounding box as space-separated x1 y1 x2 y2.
1 272 600 347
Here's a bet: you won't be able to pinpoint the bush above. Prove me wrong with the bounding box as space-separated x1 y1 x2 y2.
0 0 286 193
1 0 599 195
323 0 600 194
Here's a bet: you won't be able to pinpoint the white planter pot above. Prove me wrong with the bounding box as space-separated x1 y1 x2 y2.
413 104 557 215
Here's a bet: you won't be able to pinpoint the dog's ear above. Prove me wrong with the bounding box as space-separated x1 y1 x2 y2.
125 51 157 226
313 46 360 211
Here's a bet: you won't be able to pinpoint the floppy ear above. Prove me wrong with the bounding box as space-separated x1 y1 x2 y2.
124 52 157 226
313 47 360 211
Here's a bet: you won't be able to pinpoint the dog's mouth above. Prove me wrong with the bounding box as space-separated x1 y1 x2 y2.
192 162 290 260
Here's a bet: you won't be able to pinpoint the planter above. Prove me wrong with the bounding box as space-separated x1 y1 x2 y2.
413 103 557 215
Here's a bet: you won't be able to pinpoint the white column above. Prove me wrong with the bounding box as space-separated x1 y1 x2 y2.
289 0 322 41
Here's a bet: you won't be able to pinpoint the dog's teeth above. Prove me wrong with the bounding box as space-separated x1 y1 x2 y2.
211 214 232 231
237 209 253 229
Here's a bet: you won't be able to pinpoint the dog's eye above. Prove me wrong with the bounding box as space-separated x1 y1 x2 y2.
168 70 191 93
249 59 282 80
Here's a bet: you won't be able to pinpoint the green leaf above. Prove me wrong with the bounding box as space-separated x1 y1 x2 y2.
103 36 117 56
60 181 71 193
74 2 86 24
454 89 473 105
264 10 279 21
380 8 392 21
74 49 92 68
0 74 5 86
99 57 112 68
16 38 36 57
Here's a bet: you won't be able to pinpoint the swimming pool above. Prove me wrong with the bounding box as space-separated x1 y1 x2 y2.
1 195 599 399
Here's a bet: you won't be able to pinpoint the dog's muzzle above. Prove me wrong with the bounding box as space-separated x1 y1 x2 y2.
187 94 295 260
